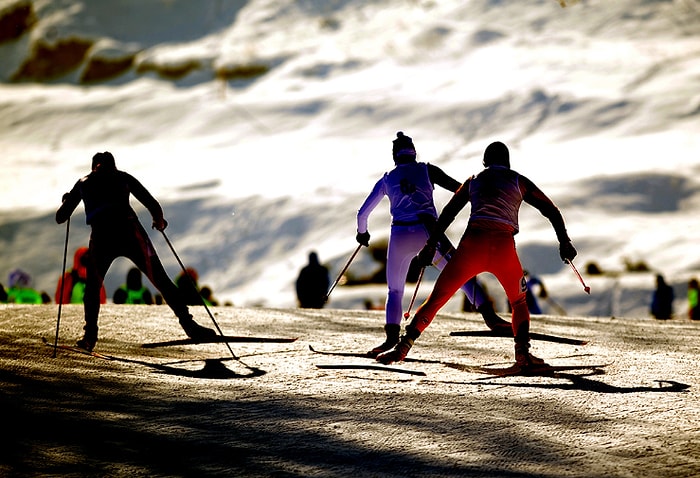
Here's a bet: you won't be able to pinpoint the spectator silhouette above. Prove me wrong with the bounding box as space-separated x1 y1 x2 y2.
113 267 153 304
296 251 330 309
200 286 219 306
688 278 699 321
175 267 211 306
650 274 674 320
6 269 45 304
524 270 547 314
55 247 107 305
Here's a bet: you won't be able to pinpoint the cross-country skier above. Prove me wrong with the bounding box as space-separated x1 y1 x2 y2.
376 141 577 369
356 132 509 358
55 151 216 351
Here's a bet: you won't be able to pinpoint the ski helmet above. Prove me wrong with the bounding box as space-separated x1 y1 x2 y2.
392 131 416 163
483 141 510 168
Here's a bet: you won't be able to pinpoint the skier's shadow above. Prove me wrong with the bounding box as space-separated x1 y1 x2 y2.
472 370 689 394
110 355 266 379
155 358 267 379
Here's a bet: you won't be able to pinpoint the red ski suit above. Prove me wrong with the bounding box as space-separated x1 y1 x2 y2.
410 165 572 343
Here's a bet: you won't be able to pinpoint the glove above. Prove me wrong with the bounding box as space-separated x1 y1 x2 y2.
152 218 168 232
417 243 437 268
61 192 70 202
356 231 370 247
559 240 577 262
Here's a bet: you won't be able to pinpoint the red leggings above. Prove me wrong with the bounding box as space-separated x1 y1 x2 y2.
412 229 530 340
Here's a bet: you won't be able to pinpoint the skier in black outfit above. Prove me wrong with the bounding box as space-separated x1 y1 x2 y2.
55 151 216 351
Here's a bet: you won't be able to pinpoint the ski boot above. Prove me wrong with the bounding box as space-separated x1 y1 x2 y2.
514 342 548 371
376 326 421 364
367 324 401 358
76 326 98 352
179 316 217 340
478 302 511 332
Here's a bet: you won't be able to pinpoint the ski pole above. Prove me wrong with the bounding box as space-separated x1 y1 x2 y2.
53 217 70 358
404 266 425 319
566 259 591 294
324 244 362 303
545 297 567 316
159 229 238 361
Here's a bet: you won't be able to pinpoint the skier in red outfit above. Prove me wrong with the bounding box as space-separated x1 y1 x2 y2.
377 141 577 369
55 151 215 351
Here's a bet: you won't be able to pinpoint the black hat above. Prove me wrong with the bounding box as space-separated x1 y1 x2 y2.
483 141 510 168
91 151 116 171
392 131 416 163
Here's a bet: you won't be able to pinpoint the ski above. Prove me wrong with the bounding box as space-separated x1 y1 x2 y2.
308 345 441 364
444 361 610 378
315 363 426 376
450 329 588 346
142 335 299 348
42 337 113 360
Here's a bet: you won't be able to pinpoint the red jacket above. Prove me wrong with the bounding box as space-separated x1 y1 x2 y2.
55 247 106 304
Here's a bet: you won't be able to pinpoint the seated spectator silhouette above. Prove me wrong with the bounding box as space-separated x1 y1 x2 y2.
175 267 206 306
688 278 699 321
114 267 153 304
524 270 548 314
55 247 106 305
6 269 45 304
296 251 330 309
200 286 219 306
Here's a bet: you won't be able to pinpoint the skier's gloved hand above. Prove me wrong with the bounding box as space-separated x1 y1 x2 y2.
356 231 370 247
559 241 577 262
152 218 168 232
417 242 437 268
61 192 70 202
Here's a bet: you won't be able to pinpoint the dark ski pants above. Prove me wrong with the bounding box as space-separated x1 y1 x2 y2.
83 219 189 335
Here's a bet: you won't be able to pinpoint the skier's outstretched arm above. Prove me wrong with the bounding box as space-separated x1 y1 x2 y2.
55 182 82 224
356 177 385 246
430 179 471 243
127 174 167 231
417 180 471 266
427 163 461 193
521 176 577 261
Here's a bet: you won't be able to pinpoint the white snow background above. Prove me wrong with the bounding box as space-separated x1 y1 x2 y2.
0 0 699 318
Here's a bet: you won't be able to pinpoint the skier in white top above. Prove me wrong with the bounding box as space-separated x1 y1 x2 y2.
356 132 509 357
376 141 578 369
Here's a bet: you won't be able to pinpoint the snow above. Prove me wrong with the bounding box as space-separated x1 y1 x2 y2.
0 0 699 317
